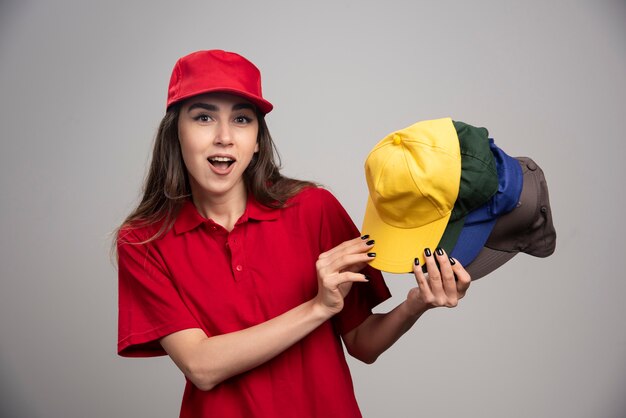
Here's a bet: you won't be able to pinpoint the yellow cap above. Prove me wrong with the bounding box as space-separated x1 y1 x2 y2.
361 117 461 273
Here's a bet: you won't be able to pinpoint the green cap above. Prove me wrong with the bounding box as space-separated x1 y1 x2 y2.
437 121 499 254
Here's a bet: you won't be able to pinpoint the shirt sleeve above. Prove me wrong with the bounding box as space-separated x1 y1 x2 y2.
117 228 200 357
314 188 391 335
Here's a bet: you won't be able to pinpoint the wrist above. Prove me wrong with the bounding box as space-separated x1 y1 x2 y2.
309 298 338 322
400 298 428 319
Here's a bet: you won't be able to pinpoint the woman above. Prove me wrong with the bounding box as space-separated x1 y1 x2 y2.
116 49 471 418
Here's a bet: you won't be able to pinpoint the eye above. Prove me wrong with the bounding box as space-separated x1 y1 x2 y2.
234 115 253 124
193 113 212 123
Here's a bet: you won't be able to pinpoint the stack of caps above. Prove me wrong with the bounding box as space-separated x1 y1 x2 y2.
361 117 556 278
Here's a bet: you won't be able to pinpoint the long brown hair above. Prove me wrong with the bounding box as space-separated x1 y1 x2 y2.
114 104 316 248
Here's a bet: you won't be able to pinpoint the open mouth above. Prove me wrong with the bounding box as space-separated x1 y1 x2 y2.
208 156 235 170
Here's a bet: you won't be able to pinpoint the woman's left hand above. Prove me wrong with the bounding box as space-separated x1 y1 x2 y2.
405 247 471 316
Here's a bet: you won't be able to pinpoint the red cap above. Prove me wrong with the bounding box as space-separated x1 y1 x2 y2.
166 50 273 114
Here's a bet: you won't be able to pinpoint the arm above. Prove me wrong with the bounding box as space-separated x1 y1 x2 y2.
343 247 471 364
161 236 375 391
161 300 330 391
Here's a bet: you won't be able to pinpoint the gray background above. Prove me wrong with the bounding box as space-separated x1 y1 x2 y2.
1 0 625 417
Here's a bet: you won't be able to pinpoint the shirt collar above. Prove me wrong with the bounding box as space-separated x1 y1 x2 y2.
174 193 279 235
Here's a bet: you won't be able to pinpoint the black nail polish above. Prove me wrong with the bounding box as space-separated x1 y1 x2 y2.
449 257 456 265
436 247 444 256
366 239 375 246
424 248 432 257
361 234 370 240
367 252 376 257
414 257 419 266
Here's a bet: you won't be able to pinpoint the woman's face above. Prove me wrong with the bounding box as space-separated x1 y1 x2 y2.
177 92 259 201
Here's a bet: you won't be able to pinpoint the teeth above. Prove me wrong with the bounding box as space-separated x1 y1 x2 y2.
209 156 234 162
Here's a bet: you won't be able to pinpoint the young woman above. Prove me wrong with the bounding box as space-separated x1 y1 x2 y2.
116 49 471 418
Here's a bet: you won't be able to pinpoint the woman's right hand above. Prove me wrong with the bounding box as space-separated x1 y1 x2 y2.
313 235 375 316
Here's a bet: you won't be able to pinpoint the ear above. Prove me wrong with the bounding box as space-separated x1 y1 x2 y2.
254 141 259 153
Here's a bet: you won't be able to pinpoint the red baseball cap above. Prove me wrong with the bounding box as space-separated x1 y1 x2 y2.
166 49 273 114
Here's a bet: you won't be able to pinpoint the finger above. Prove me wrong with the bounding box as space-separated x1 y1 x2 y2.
319 235 374 260
316 250 372 280
434 247 458 302
449 257 471 296
412 257 431 296
325 272 370 289
326 251 376 275
423 248 444 296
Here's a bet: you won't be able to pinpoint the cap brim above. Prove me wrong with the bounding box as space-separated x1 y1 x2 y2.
450 217 497 266
464 246 517 281
362 196 452 274
167 87 273 114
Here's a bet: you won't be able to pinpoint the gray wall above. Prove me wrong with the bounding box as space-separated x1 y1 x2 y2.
1 1 625 417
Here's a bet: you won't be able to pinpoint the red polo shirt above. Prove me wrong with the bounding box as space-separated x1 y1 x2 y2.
117 187 391 418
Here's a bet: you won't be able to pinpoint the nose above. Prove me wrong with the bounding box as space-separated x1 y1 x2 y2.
214 122 233 146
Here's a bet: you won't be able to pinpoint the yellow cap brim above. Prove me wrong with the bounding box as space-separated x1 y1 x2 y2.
362 195 453 274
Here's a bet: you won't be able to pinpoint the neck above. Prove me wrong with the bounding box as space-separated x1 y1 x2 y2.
191 185 248 232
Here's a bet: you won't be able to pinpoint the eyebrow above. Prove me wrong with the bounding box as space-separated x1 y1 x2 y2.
187 102 255 112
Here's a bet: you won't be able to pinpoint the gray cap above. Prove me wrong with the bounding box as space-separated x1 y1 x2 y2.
465 156 556 280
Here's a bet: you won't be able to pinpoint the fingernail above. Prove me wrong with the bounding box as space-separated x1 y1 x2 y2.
449 257 456 265
414 257 419 266
366 239 375 246
367 252 376 257
424 248 432 257
361 234 370 240
436 247 444 256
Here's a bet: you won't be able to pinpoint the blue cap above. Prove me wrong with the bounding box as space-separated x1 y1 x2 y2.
450 139 523 266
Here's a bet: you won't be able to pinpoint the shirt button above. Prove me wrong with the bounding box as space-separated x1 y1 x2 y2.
235 265 243 272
